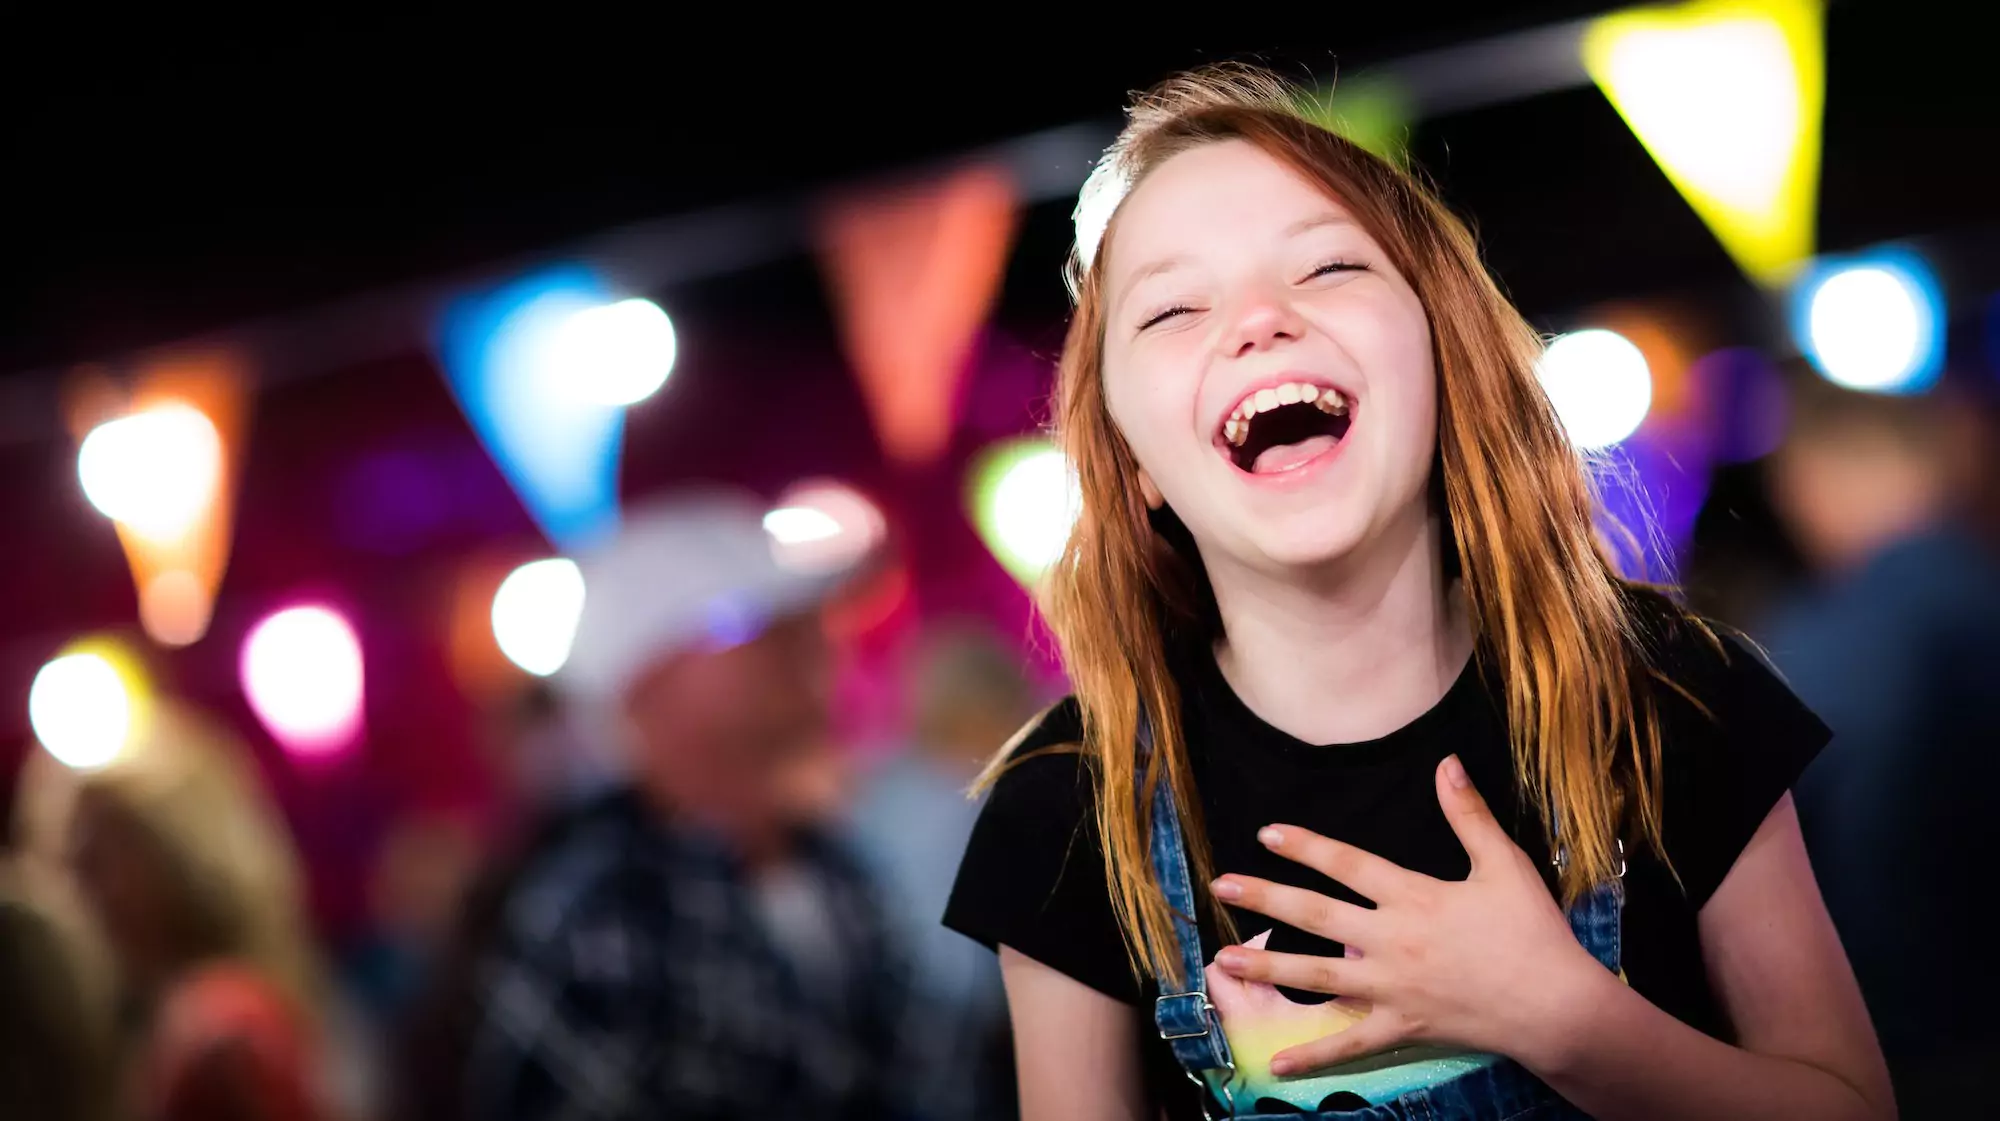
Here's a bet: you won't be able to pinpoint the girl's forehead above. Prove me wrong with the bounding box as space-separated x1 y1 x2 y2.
1105 146 1368 278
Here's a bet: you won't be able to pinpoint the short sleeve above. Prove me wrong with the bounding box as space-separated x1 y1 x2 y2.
1653 623 1833 909
941 699 1143 1004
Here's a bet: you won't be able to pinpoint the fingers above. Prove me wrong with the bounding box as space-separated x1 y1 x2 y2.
1435 754 1511 871
1204 931 1284 1023
1214 944 1377 999
1270 1009 1406 1077
1255 824 1417 903
1211 876 1373 944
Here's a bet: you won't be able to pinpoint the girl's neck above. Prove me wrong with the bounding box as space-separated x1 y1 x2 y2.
1207 511 1472 745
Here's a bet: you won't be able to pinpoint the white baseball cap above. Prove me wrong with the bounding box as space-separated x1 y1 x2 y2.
556 488 849 704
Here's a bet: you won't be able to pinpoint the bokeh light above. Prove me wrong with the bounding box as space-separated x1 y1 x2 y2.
241 605 365 757
765 506 842 544
1537 329 1655 449
1796 253 1943 394
1691 347 1789 464
28 651 133 771
969 439 1082 585
139 569 214 648
765 479 887 577
76 402 223 541
491 558 586 677
549 297 678 406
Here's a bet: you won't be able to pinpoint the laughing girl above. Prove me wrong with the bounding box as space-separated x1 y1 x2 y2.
944 66 1891 1121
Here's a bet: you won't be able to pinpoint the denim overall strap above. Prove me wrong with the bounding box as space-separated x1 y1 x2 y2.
1138 709 1241 1114
1557 840 1626 976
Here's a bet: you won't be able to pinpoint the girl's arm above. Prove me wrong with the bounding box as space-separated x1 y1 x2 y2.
999 945 1150 1121
1522 795 1896 1120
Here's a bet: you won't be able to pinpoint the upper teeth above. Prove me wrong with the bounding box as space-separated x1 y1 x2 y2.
1223 382 1347 446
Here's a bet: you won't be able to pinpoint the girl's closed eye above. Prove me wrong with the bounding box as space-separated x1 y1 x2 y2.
1139 304 1200 331
1304 259 1368 281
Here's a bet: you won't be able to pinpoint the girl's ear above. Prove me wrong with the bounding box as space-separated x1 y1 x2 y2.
1138 468 1165 511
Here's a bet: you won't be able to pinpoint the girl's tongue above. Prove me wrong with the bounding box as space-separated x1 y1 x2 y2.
1251 433 1340 474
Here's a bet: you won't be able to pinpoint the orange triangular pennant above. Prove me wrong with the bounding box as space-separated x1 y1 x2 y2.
816 164 1019 466
62 351 250 647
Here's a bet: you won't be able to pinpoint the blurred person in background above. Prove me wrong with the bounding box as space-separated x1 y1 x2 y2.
846 620 1041 1121
477 678 625 833
1761 359 2000 1117
0 856 120 1121
14 703 335 1121
343 806 482 1030
1765 368 1954 587
362 678 611 1024
457 489 912 1121
389 681 614 1121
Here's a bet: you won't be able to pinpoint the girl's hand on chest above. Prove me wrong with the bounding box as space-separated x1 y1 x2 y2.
1208 754 1609 1075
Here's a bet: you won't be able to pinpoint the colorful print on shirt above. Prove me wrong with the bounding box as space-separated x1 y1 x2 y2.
1201 930 1500 1110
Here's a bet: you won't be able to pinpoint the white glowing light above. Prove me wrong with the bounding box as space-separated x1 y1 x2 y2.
990 447 1082 575
1802 264 1940 394
764 506 844 545
77 403 223 540
241 606 365 757
492 558 586 677
29 653 132 771
547 298 678 406
765 481 888 576
1537 329 1655 450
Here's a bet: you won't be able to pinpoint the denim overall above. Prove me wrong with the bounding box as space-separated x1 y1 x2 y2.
1141 714 1623 1120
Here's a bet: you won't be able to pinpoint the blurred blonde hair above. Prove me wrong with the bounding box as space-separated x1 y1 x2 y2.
14 702 327 1023
0 857 119 1121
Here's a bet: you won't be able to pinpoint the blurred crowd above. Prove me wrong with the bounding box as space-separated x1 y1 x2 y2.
3 357 1997 1121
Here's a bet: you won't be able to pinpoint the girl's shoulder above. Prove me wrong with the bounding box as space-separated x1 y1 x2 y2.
1622 586 1807 729
950 698 1141 1003
1001 696 1086 757
981 697 1094 823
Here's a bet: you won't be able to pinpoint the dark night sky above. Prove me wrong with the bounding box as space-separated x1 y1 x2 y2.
5 3 1990 391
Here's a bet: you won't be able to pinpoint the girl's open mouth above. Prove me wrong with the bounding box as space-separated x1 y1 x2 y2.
1217 382 1353 475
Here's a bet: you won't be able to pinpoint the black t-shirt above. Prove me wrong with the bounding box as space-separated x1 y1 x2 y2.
943 605 1829 1119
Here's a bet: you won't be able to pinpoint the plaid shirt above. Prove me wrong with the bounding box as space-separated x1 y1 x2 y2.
463 789 912 1121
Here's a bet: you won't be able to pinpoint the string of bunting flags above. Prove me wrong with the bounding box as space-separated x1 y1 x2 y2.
22 0 1981 777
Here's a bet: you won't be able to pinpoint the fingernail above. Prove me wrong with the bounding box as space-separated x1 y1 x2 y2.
1212 878 1242 901
1444 754 1469 789
1258 826 1284 848
1216 947 1245 969
1270 1056 1295 1076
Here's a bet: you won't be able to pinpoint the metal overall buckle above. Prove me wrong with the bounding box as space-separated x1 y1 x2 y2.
1156 993 1241 1118
1552 837 1626 878
1192 1058 1241 1120
1155 991 1219 1040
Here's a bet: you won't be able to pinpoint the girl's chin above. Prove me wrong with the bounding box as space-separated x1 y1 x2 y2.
1244 527 1375 571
